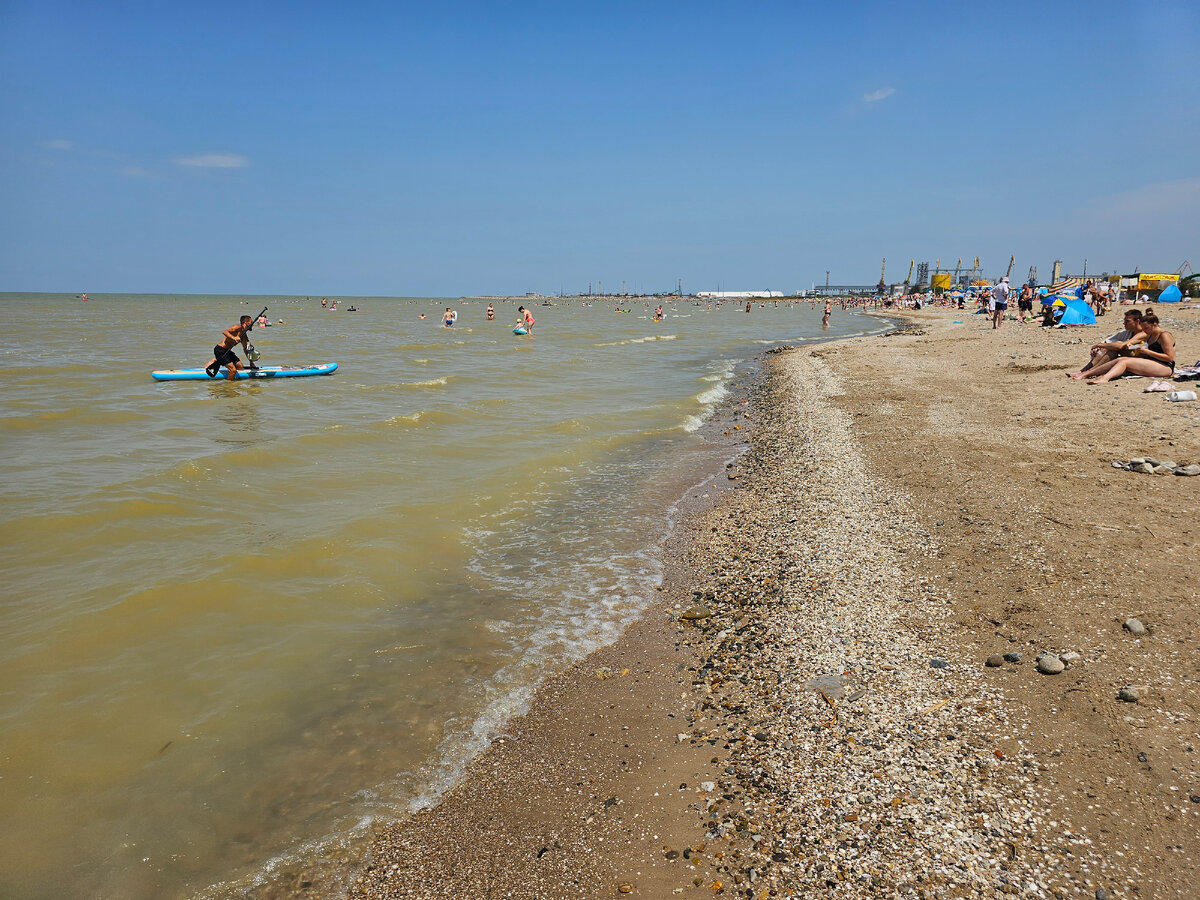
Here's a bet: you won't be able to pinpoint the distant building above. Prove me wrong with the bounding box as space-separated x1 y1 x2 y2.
696 290 784 299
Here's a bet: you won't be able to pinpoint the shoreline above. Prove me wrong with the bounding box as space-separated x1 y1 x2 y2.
300 306 1195 899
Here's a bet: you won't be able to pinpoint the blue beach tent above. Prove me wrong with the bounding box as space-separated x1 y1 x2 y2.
1057 296 1097 325
1159 284 1182 303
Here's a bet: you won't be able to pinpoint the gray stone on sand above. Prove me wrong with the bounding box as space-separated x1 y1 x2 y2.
1037 654 1065 675
1133 462 1154 474
985 654 1004 667
1177 464 1200 477
1151 465 1174 475
1003 651 1022 663
929 658 950 669
1118 687 1140 703
1123 617 1146 636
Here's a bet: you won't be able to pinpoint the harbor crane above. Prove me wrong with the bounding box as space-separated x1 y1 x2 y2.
952 258 962 285
1005 255 1015 279
1177 260 1194 276
877 258 887 294
904 259 914 287
970 257 980 282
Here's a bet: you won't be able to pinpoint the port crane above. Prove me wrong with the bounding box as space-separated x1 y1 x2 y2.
877 258 887 294
1005 255 1015 279
904 259 914 288
951 258 962 286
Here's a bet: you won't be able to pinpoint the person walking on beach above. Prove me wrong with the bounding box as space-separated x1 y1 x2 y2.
205 315 255 380
1017 283 1034 321
991 277 1010 329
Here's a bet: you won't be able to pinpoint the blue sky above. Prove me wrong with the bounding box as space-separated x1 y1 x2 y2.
1 1 1196 295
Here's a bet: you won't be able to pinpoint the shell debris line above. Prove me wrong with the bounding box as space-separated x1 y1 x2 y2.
672 349 1114 900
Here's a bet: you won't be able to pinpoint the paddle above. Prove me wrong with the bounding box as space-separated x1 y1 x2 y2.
245 307 268 368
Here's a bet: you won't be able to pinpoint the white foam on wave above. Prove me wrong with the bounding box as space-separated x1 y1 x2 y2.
593 334 678 347
410 459 674 813
405 376 449 387
681 360 737 431
696 382 729 405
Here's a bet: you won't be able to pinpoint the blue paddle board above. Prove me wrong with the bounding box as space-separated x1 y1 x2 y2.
152 363 338 381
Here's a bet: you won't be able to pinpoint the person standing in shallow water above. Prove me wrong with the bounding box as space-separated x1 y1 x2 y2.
516 306 534 333
486 303 495 321
822 300 831 328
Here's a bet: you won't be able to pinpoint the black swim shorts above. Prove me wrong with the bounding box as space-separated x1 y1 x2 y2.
213 344 240 366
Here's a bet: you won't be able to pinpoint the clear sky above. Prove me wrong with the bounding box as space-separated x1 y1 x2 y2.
1 0 1196 295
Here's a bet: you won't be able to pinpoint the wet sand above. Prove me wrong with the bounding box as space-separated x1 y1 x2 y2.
343 305 1199 900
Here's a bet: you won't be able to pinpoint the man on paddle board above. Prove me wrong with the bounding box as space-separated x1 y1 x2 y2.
205 315 255 380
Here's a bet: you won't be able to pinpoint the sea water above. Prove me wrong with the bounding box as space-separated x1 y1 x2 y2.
0 293 883 898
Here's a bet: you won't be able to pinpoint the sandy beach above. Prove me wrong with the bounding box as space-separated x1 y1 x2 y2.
343 305 1199 900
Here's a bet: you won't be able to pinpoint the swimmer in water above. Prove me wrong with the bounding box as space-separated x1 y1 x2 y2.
486 303 495 321
442 308 456 327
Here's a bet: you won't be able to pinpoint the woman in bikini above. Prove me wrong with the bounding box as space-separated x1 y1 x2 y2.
1070 312 1175 384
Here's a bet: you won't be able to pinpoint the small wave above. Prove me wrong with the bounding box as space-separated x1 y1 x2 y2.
382 409 465 428
405 376 450 388
682 414 704 433
3 407 149 430
592 334 678 348
696 382 729 406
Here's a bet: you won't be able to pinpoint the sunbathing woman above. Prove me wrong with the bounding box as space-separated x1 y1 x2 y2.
1071 312 1175 384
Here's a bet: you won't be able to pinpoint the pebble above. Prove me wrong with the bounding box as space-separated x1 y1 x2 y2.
1003 651 1022 663
929 658 950 669
1123 618 1146 636
1118 687 1140 703
986 654 1004 667
1178 464 1200 476
1037 654 1065 675
680 606 712 621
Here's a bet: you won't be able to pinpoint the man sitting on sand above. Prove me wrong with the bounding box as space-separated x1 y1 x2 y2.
1075 308 1144 374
